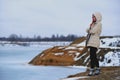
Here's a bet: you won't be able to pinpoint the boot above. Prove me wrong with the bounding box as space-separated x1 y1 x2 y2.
88 68 94 76
94 68 100 75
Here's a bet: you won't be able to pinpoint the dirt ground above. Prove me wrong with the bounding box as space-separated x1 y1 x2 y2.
67 66 120 80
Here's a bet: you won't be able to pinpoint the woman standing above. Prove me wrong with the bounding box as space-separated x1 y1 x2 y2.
86 12 102 76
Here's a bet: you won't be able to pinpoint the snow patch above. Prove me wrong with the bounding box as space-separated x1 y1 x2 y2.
100 37 120 48
75 52 80 56
61 76 89 80
68 51 77 54
100 52 120 66
76 41 85 47
40 54 44 57
73 52 81 61
54 52 64 56
84 56 90 63
74 52 87 61
65 46 76 50
58 47 65 49
78 47 84 50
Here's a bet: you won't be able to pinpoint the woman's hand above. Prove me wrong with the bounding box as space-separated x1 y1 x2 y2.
86 28 90 33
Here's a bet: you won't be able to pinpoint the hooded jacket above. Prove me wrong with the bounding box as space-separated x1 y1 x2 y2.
86 12 102 48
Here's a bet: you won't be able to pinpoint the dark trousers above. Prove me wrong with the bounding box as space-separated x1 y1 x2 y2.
89 46 99 68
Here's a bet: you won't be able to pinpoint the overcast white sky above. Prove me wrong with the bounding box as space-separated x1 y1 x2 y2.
0 0 120 37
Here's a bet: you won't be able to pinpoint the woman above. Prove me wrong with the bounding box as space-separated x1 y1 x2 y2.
86 12 102 76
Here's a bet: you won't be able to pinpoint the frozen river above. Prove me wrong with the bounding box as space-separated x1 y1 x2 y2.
0 42 86 80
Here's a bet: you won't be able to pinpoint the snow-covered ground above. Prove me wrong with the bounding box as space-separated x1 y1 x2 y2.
0 42 86 80
99 51 120 66
76 37 120 49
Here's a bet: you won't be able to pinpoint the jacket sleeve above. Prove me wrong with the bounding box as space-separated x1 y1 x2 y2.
89 23 102 34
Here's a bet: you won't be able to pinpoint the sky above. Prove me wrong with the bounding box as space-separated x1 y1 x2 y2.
0 0 120 37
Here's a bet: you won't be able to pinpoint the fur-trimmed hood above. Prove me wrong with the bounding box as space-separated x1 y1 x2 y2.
93 12 102 23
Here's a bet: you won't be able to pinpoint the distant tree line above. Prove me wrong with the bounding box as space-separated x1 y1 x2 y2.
0 34 81 42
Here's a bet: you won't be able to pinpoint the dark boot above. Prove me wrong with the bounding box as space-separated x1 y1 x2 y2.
88 68 95 76
94 68 100 75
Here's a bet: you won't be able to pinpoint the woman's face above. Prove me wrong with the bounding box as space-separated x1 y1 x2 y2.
92 15 96 22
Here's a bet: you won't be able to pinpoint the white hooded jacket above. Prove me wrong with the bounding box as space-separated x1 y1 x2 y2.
86 12 102 48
